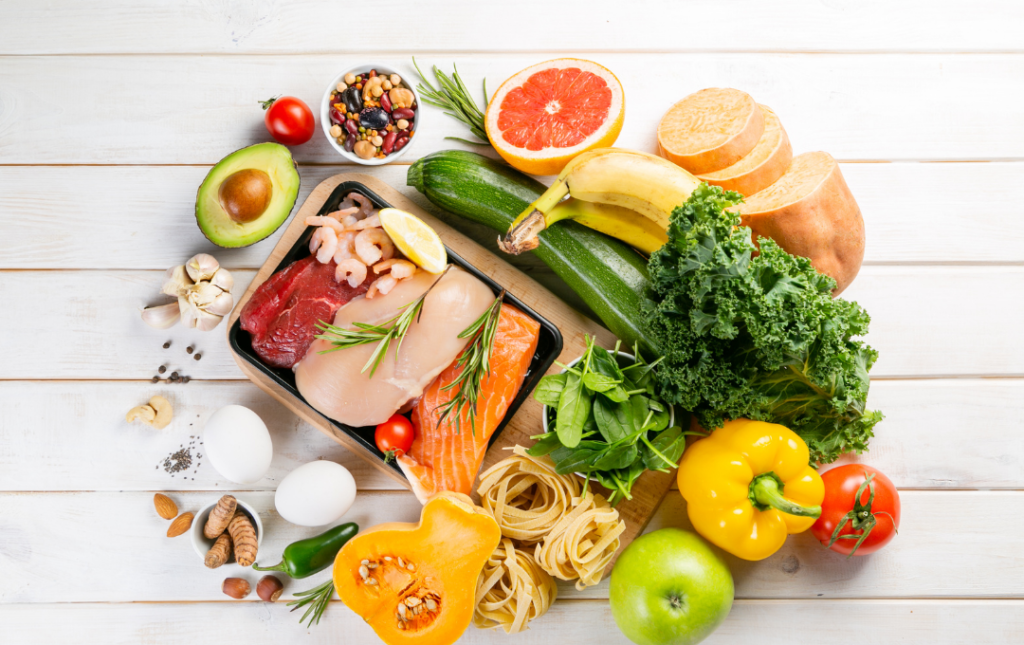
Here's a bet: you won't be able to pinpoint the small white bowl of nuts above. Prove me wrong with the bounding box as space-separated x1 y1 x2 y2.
321 63 421 165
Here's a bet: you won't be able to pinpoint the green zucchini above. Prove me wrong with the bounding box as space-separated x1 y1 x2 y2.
407 150 653 354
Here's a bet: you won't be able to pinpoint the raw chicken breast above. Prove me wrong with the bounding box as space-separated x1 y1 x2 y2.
294 267 495 427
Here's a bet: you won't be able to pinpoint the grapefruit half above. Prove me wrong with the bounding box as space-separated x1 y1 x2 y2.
485 58 624 176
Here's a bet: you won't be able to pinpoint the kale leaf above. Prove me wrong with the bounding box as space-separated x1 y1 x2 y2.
642 184 882 464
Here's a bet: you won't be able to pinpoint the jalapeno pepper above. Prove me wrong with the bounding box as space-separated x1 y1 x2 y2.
254 522 359 578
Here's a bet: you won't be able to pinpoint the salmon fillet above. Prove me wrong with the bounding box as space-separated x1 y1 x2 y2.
398 303 541 503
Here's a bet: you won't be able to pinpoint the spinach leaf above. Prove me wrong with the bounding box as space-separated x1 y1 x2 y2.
527 431 563 457
593 443 638 471
642 426 687 470
549 441 608 474
592 396 634 443
582 372 621 393
590 345 626 381
554 371 591 448
533 373 568 407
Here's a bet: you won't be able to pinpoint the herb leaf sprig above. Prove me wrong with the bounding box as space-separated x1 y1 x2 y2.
287 579 333 627
413 57 490 145
434 292 504 435
315 267 450 377
528 337 697 505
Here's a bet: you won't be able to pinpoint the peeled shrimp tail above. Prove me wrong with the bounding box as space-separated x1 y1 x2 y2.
350 193 374 219
306 216 347 233
315 227 339 264
355 228 395 265
335 259 368 288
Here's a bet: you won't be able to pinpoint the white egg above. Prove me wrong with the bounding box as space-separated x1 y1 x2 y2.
275 461 357 527
203 405 273 484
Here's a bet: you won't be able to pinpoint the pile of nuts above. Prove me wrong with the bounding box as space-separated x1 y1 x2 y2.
328 69 416 160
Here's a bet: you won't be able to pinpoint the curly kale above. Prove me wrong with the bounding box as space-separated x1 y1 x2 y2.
642 184 882 464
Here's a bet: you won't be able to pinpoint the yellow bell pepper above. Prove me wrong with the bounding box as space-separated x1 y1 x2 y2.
677 419 824 561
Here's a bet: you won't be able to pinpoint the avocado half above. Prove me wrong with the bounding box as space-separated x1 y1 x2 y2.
195 142 301 247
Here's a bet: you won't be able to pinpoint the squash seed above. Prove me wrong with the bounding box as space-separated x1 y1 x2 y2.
425 598 437 611
405 596 421 607
359 565 369 579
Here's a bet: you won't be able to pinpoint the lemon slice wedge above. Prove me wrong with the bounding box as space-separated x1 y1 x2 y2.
379 208 448 274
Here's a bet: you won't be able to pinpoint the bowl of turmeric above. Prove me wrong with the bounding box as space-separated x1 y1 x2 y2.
190 495 264 566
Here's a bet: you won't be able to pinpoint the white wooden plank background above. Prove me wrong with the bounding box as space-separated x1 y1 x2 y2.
2 1 1023 642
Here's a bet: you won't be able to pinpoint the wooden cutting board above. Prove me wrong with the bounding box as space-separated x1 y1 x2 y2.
226 173 675 567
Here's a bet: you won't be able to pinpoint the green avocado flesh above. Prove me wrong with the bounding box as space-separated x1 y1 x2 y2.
196 142 300 247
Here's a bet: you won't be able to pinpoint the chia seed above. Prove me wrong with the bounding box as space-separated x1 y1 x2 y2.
159 447 193 474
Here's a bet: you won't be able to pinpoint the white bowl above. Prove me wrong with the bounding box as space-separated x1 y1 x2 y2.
541 351 675 435
190 497 264 561
320 62 421 165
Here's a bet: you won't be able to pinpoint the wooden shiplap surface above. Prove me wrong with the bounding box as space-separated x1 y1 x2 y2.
1 1 1022 642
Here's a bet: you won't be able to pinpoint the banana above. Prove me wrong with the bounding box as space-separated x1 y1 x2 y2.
499 148 700 255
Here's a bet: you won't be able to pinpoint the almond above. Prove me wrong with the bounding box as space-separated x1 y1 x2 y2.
167 511 194 538
153 493 178 520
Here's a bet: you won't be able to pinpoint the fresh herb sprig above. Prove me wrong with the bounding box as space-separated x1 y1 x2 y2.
315 266 450 377
287 579 334 627
413 57 490 145
434 292 505 435
529 336 699 505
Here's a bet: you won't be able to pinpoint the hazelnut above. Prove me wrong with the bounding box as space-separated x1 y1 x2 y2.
222 577 251 599
257 575 284 602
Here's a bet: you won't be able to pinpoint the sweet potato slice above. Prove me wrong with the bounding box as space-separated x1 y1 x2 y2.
698 105 792 196
737 151 864 295
657 88 764 174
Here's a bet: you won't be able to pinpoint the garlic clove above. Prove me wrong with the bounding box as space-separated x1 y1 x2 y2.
194 309 224 332
161 265 194 298
186 253 220 282
210 267 234 292
188 281 224 308
205 291 235 317
141 302 181 329
178 296 199 329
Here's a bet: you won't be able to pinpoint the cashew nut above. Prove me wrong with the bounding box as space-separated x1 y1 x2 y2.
126 395 173 429
149 396 173 429
126 405 156 425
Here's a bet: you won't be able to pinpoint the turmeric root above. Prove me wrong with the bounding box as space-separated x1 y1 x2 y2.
203 495 237 539
204 532 233 569
228 511 258 567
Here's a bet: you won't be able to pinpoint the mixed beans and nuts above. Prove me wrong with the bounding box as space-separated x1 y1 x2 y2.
329 70 417 160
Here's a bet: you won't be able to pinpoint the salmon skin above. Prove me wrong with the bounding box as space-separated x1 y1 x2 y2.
398 303 541 503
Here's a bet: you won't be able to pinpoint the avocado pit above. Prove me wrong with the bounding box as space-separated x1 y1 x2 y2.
218 168 273 223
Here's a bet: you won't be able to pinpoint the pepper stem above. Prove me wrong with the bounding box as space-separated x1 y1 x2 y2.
750 473 821 518
252 561 285 573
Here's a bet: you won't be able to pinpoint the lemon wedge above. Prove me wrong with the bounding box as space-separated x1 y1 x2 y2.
379 208 448 274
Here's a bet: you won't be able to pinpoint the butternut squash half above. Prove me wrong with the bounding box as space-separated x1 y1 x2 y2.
333 492 501 645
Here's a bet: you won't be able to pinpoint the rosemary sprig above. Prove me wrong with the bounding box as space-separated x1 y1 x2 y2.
434 292 504 435
315 266 450 377
413 57 490 145
287 579 334 627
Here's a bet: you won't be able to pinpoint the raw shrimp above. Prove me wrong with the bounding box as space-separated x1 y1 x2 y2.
305 216 346 233
366 274 398 299
326 206 359 221
315 226 338 264
309 227 325 254
351 214 381 230
341 214 360 229
355 228 394 265
333 231 358 262
350 193 374 218
372 259 416 279
335 259 368 288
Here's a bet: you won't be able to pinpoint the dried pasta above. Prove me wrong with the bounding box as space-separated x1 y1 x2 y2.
477 445 582 544
474 538 557 633
534 491 626 590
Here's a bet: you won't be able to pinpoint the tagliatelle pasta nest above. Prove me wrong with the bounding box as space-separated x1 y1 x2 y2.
477 445 583 544
474 538 557 633
534 490 626 590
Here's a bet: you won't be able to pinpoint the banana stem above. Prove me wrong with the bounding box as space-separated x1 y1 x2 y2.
499 180 569 255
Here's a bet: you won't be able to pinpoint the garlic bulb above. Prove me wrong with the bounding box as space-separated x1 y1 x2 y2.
141 302 182 329
147 253 234 332
176 253 234 331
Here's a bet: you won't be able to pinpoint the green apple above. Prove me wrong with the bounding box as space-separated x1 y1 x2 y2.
609 528 733 645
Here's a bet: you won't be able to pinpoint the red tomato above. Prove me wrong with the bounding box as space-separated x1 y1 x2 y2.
375 414 415 460
812 464 900 556
260 96 315 146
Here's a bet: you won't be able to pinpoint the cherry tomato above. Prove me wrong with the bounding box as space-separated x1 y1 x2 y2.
375 414 415 461
260 96 315 146
812 464 900 556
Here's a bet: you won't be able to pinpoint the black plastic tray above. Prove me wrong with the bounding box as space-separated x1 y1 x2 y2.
229 181 564 477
